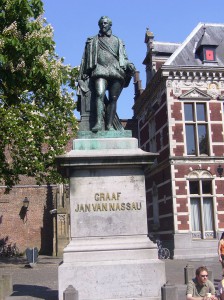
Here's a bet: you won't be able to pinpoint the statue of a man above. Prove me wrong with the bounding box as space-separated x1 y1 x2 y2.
78 16 136 132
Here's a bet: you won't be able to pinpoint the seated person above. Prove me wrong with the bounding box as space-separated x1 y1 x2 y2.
186 266 218 300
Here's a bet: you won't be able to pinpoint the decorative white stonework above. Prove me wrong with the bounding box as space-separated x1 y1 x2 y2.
207 82 221 99
163 70 224 101
187 169 213 179
179 87 210 100
166 80 172 88
172 81 182 97
183 81 194 86
163 70 224 81
195 81 205 87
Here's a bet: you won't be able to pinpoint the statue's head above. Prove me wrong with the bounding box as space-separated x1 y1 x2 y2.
98 16 112 27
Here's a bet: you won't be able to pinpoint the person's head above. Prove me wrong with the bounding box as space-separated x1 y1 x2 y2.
98 16 112 34
196 266 209 285
220 232 224 240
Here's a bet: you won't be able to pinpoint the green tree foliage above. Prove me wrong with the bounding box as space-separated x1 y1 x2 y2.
0 0 79 191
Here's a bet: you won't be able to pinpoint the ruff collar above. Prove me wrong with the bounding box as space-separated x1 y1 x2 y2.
98 29 112 37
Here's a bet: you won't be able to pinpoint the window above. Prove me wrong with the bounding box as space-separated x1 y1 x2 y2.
205 49 215 61
149 118 156 152
196 43 217 63
189 180 215 239
184 103 209 155
152 183 160 228
202 46 216 62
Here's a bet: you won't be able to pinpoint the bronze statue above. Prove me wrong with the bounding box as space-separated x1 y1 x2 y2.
77 16 136 132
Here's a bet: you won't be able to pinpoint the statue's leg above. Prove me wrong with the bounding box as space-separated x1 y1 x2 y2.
92 78 107 132
107 80 123 130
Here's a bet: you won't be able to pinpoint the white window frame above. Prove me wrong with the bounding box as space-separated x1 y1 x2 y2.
184 102 210 156
188 178 215 239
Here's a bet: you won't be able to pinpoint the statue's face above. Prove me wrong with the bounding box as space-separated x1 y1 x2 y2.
99 18 111 34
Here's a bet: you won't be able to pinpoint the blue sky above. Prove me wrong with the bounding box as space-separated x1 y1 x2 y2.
42 0 224 119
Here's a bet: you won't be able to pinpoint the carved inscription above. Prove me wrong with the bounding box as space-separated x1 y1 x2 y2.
74 192 142 213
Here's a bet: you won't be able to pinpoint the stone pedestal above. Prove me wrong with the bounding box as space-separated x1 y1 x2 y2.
56 134 165 300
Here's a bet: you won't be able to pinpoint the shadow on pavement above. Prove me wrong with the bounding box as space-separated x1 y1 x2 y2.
12 284 58 300
0 256 27 265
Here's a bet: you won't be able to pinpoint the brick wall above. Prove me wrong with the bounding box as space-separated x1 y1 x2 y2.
146 164 173 233
0 133 75 255
0 184 56 255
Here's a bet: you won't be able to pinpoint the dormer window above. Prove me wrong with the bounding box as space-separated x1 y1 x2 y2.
204 47 216 62
196 27 218 64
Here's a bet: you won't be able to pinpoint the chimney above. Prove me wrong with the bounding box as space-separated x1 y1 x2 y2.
133 71 144 101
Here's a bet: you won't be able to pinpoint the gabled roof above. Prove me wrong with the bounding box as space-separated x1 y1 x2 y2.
164 23 224 66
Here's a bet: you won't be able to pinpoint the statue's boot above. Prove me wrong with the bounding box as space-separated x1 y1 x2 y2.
92 121 102 132
106 101 116 131
92 100 103 132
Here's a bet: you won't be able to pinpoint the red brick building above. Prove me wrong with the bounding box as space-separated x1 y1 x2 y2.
133 23 224 258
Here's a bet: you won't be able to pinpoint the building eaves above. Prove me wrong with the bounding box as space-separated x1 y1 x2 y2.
161 65 224 72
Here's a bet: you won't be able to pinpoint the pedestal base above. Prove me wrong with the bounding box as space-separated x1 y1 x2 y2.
57 136 165 299
59 236 165 299
59 260 164 300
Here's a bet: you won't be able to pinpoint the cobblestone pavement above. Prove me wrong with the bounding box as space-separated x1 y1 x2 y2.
0 255 222 299
0 256 60 299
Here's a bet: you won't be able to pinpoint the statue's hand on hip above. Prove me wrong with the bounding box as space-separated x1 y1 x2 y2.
126 63 136 75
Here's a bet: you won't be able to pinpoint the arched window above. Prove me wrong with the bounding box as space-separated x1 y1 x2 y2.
187 170 215 239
